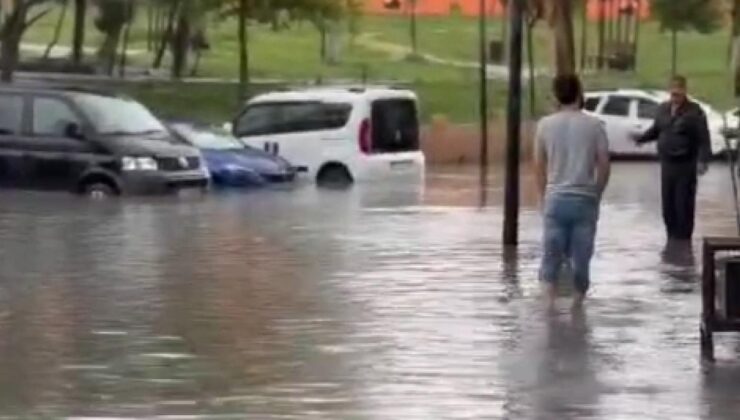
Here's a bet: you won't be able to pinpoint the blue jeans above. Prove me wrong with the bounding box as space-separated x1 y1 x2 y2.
540 193 599 294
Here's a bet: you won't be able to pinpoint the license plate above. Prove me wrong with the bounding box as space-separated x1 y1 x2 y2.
390 160 413 168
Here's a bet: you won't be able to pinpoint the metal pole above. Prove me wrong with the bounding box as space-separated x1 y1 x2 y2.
503 0 523 246
479 0 489 186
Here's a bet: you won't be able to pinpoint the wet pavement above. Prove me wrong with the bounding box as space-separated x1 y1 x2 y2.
1 163 740 419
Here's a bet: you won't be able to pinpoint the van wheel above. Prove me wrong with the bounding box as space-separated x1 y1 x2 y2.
317 165 353 188
82 182 118 199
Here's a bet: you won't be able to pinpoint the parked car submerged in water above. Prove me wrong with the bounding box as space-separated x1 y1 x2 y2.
168 121 296 187
0 84 209 197
231 86 426 187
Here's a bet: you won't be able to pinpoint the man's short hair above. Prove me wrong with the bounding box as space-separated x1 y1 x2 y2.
552 74 582 106
671 74 687 88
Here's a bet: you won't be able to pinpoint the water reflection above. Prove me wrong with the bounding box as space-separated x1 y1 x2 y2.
0 164 736 417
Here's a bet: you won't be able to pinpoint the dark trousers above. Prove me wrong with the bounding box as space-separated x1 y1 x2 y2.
661 161 698 240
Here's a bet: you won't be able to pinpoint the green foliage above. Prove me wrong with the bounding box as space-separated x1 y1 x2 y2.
651 0 722 34
94 0 134 33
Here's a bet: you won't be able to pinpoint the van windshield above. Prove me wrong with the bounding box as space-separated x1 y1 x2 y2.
75 94 167 135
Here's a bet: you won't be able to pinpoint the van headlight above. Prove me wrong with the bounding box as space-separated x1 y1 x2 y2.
122 156 158 171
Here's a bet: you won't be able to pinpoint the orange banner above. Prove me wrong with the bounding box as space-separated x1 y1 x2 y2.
365 0 650 19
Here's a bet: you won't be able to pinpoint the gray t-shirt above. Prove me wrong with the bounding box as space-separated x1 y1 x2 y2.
535 110 609 198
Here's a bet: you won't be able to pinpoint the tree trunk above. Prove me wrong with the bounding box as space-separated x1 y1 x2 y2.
1 33 21 82
319 21 327 63
527 21 536 117
98 26 122 76
171 12 190 79
579 0 587 71
119 18 132 78
550 0 576 75
146 1 153 51
190 49 201 77
72 0 86 65
732 0 740 96
409 0 418 56
671 28 677 77
153 3 178 70
597 0 605 69
44 0 68 60
1 7 27 82
633 0 641 71
238 0 249 98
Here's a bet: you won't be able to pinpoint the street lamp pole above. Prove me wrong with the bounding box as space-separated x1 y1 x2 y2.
503 0 523 246
479 0 489 187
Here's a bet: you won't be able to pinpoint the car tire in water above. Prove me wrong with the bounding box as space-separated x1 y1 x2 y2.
82 182 118 200
317 165 353 189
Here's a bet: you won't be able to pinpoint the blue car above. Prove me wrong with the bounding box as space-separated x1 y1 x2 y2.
168 122 296 187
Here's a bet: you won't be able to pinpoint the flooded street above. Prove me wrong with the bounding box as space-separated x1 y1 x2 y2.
1 163 740 419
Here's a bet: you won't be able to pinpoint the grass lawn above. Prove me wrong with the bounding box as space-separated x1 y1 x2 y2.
17 8 740 123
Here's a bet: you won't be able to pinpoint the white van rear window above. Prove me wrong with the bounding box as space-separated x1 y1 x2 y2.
371 99 419 153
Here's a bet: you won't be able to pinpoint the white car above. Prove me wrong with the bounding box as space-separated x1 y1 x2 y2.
583 89 728 157
230 86 426 186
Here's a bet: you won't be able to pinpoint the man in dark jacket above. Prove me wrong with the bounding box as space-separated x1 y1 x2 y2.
634 75 711 240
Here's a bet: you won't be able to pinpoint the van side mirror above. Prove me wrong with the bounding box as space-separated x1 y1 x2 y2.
64 122 84 140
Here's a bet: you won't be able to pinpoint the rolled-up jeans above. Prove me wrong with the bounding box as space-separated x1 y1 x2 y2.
540 193 599 294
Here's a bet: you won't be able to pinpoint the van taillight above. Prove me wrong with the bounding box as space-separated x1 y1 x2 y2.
359 119 372 154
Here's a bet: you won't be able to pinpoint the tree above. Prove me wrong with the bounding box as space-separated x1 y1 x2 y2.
652 0 721 76
408 0 418 57
238 0 248 95
72 0 87 64
729 0 740 96
1 0 53 81
544 0 576 76
525 0 543 116
94 0 134 76
44 0 68 59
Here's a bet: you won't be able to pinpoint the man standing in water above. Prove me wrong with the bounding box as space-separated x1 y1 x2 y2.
633 75 711 241
534 74 611 309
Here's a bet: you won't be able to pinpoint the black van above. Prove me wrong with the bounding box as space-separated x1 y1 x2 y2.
0 85 209 197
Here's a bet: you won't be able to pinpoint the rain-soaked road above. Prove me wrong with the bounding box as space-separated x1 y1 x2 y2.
1 163 740 419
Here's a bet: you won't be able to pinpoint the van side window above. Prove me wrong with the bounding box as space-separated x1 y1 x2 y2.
236 104 280 136
602 96 631 117
33 98 81 137
236 102 351 136
583 96 601 112
0 95 24 135
637 99 659 120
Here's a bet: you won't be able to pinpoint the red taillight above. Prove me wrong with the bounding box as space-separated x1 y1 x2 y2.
359 119 372 154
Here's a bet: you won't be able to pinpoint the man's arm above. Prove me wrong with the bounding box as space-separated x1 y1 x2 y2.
595 123 611 197
635 104 664 144
533 123 547 203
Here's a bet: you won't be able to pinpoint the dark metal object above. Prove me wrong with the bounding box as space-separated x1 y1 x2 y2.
503 0 523 246
701 238 740 362
479 0 489 189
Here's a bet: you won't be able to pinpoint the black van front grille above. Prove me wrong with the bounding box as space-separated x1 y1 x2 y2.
157 156 200 171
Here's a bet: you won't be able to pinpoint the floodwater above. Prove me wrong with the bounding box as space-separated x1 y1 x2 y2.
1 163 740 419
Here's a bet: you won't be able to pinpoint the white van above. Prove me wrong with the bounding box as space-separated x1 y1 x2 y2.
231 86 425 186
